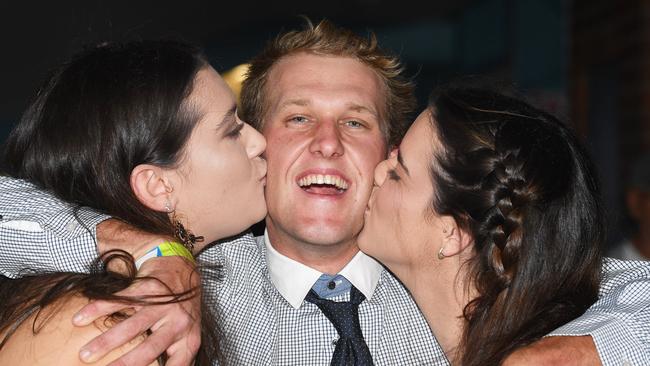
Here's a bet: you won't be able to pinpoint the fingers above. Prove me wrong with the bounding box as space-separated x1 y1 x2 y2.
72 256 201 365
164 348 195 366
73 273 182 327
105 322 180 366
164 336 200 366
79 307 157 363
73 299 131 326
163 321 201 366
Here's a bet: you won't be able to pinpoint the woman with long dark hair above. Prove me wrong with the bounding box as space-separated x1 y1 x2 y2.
0 40 267 365
358 87 604 365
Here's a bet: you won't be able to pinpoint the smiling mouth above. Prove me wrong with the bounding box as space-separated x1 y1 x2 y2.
297 174 349 195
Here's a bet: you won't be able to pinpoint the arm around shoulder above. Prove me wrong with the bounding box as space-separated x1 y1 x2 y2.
0 176 107 277
541 258 650 365
503 335 601 366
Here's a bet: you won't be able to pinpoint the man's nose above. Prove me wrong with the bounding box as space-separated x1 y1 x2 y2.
308 120 344 158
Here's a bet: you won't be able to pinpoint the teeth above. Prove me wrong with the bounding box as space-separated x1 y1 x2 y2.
298 174 349 190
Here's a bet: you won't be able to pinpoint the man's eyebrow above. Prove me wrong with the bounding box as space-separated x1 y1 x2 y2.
218 104 237 128
397 149 410 175
347 103 378 118
279 99 310 109
277 100 378 118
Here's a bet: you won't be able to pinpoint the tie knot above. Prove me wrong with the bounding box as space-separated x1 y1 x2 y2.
306 285 365 306
305 286 366 339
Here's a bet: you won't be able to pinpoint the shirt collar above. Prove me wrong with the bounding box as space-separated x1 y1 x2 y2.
264 229 384 309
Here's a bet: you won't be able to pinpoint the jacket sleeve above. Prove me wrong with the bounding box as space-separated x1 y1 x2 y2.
548 258 650 366
0 176 109 278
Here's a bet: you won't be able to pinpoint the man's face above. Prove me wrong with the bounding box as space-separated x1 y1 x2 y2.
261 53 387 250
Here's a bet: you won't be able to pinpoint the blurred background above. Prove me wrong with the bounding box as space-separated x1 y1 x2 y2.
1 0 648 256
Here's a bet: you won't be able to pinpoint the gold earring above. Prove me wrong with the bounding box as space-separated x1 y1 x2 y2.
437 246 446 260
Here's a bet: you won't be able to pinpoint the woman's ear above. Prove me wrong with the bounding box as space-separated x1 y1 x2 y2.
439 216 473 258
130 164 175 212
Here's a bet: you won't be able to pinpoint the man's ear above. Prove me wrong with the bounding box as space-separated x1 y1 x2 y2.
130 164 175 212
439 216 473 258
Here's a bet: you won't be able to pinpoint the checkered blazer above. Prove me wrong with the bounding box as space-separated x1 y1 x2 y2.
200 234 447 365
1 176 649 365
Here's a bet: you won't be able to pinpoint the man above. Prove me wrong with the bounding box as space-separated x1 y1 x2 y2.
203 20 443 365
1 20 650 365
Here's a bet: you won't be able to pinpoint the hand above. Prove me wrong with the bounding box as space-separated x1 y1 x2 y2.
503 336 602 366
97 219 169 259
72 256 202 366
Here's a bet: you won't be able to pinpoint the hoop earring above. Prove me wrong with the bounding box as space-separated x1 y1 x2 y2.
437 246 446 260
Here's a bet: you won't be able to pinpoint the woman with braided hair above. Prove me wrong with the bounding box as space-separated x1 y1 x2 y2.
358 86 603 365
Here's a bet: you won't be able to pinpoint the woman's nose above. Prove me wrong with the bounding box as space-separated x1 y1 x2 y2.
374 159 389 187
244 123 266 158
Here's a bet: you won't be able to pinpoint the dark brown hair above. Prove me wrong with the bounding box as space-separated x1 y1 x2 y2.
3 39 206 237
239 19 416 147
0 40 221 364
428 87 603 365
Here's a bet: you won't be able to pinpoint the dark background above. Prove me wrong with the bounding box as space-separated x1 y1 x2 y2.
0 0 647 248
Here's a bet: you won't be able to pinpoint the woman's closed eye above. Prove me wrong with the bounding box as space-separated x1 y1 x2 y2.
388 169 400 181
224 122 244 139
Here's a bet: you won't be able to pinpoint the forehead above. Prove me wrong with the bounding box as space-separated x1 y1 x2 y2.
265 53 385 113
190 67 236 114
401 111 435 162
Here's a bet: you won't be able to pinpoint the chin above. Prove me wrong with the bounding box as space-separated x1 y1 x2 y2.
296 227 353 247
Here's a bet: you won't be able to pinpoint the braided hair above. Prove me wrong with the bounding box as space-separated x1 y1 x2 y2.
428 87 603 365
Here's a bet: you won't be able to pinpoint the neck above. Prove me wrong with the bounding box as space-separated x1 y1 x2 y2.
392 255 472 364
266 220 360 274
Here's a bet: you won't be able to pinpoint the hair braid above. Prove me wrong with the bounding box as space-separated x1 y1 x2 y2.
479 122 538 288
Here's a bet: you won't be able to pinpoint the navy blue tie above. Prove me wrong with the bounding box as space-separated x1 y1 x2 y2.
305 285 374 366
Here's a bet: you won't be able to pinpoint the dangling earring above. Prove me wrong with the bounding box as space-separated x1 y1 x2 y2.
174 220 204 252
437 246 446 260
164 197 203 251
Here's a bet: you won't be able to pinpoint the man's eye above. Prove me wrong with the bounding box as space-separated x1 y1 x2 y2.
388 169 400 181
289 116 309 123
345 120 364 128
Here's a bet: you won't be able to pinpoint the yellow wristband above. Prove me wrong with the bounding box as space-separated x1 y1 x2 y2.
135 241 195 270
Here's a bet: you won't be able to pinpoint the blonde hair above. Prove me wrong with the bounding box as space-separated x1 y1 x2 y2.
239 19 416 147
